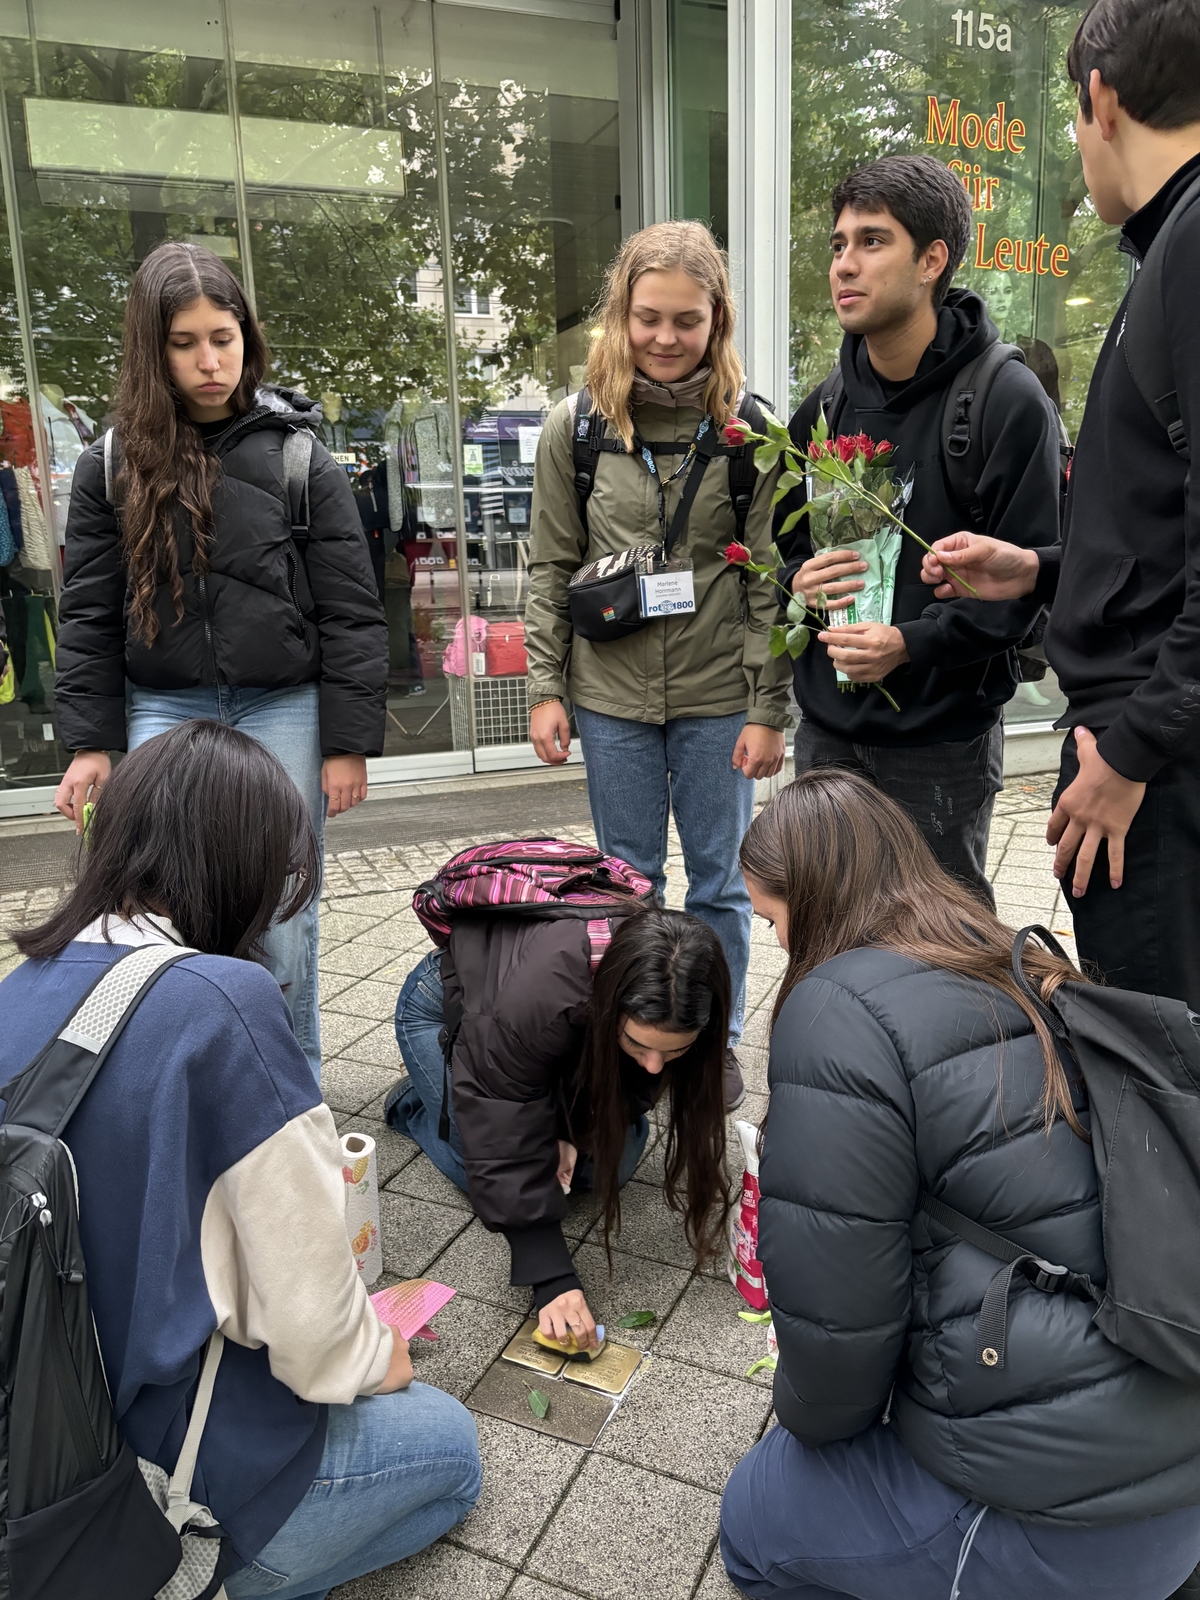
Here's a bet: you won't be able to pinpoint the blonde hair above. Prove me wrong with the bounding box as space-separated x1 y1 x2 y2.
585 221 743 450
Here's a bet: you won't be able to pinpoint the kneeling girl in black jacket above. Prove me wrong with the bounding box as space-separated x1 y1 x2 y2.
52 242 387 1082
722 769 1200 1600
389 907 730 1350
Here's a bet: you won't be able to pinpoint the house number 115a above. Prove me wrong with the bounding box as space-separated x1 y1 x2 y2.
951 10 1014 50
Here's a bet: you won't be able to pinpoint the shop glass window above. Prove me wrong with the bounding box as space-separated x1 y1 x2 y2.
437 2 621 753
789 0 1118 728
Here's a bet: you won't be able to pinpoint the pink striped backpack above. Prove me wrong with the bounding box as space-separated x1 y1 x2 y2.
413 837 654 970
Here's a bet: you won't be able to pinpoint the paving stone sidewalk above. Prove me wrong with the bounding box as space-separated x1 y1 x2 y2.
0 773 1075 1599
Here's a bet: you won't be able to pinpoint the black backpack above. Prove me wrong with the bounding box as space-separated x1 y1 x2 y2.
0 943 231 1600
570 385 769 545
815 346 1070 682
1122 169 1200 461
923 926 1200 1383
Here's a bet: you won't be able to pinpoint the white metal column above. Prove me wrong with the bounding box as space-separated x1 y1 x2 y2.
727 0 791 414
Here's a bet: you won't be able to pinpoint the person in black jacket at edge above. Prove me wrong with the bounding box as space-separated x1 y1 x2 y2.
50 241 387 1082
777 155 1062 907
923 0 1200 1011
718 769 1200 1600
388 907 730 1349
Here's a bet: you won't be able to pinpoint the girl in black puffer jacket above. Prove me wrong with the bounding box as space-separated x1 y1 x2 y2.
52 242 387 1081
721 768 1200 1600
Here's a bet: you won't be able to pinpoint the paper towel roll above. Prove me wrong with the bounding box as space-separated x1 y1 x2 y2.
341 1131 382 1285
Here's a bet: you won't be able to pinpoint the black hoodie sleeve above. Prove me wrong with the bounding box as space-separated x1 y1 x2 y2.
55 442 129 753
304 440 388 757
894 360 1059 672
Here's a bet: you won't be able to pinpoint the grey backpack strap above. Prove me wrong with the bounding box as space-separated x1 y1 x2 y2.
3 942 195 1136
1123 170 1200 460
165 1331 225 1533
103 428 115 505
940 342 1025 529
282 428 314 547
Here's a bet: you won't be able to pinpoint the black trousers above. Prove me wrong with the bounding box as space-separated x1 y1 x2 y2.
1057 731 1200 1006
792 718 1004 906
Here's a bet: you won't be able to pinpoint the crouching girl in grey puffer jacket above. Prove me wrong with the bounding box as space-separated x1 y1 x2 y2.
720 767 1200 1600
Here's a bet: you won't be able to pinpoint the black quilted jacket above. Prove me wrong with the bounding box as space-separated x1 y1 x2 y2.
760 945 1200 1525
55 387 387 757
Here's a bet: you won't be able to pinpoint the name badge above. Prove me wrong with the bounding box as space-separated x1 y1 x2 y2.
639 567 696 619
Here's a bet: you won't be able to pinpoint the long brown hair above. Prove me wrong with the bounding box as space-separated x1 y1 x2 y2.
738 769 1088 1138
579 908 731 1263
586 221 744 451
114 242 268 643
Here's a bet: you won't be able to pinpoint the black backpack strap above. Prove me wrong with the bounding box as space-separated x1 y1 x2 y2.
3 943 194 1136
940 342 1025 529
726 391 770 545
1123 171 1200 460
663 417 720 558
816 367 845 432
571 387 606 535
282 427 315 551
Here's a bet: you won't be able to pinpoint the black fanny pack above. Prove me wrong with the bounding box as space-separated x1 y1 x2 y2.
567 414 718 645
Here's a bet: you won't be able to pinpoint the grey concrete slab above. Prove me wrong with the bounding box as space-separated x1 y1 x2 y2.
406 1294 521 1402
325 890 414 920
378 1190 472 1278
506 1581 581 1600
324 977 403 1021
339 1021 406 1070
321 1059 404 1115
596 1354 772 1491
450 1414 584 1565
560 1187 604 1241
386 1151 474 1211
527 1453 719 1600
319 941 401 978
655 1274 774 1388
329 1541 512 1600
333 1115 419 1183
569 1242 691 1349
429 1218 534 1313
319 1011 380 1056
354 913 432 950
467 1359 614 1447
595 1176 697 1269
319 969 358 1004
321 909 390 944
737 1044 769 1097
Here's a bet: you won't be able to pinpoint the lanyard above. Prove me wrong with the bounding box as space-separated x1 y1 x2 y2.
631 415 713 544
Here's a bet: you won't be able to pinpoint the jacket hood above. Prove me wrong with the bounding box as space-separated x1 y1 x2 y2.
239 385 324 432
839 287 997 417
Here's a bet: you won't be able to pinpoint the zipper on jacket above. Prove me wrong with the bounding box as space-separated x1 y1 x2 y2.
197 572 220 684
285 548 307 636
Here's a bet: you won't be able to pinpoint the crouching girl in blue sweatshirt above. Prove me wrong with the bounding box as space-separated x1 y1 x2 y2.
0 719 480 1600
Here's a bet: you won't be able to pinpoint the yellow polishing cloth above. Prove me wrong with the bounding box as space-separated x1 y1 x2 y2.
531 1324 607 1361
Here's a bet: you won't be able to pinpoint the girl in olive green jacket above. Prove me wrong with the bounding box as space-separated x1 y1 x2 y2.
525 221 791 1099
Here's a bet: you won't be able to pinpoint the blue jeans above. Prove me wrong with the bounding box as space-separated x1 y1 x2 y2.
127 683 325 1081
720 1421 1200 1600
573 706 755 1042
389 950 648 1190
224 1382 481 1600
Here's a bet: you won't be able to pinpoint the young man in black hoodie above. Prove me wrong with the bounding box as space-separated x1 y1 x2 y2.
779 155 1062 904
922 0 1200 1009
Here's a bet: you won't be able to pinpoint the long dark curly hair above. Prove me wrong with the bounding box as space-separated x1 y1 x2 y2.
114 242 268 643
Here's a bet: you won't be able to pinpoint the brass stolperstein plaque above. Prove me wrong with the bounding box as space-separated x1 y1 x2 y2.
500 1318 567 1377
561 1339 642 1395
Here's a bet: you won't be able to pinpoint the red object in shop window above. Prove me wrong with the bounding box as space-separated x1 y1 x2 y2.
485 620 527 677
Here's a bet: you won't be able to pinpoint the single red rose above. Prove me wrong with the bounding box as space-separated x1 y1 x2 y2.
808 441 828 462
836 435 857 463
875 439 894 456
850 432 875 463
724 541 752 565
723 418 753 446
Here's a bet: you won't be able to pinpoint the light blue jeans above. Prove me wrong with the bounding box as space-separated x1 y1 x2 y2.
224 1382 481 1600
389 950 649 1190
573 705 755 1042
126 683 324 1081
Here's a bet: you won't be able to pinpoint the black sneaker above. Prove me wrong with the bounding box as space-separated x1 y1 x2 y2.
724 1049 746 1112
1169 1568 1200 1599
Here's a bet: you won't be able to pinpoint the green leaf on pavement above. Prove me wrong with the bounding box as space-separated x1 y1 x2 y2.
617 1310 657 1329
738 1309 773 1324
745 1357 777 1378
528 1388 550 1419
